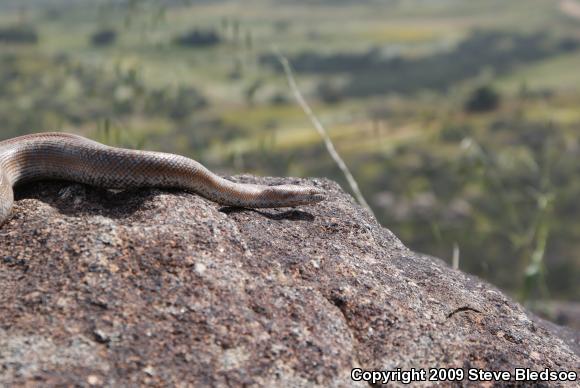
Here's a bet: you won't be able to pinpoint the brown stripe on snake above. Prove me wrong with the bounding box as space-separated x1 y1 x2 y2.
0 132 325 225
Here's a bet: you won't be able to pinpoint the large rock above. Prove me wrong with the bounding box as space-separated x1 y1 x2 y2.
0 176 578 386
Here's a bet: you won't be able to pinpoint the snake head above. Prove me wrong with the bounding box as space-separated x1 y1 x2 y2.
259 184 326 207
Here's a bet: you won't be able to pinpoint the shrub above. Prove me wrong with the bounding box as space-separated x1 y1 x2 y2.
91 29 117 47
0 26 38 44
317 81 343 104
465 86 500 113
174 28 221 47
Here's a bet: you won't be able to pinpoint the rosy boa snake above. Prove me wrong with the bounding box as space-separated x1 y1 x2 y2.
0 132 325 224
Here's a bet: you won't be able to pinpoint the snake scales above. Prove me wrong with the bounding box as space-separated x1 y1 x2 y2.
0 132 325 225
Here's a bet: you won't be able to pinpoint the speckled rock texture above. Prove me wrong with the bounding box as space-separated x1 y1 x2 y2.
0 176 578 387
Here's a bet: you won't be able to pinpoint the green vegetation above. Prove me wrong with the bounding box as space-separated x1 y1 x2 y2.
465 85 500 113
262 31 578 98
0 25 38 44
91 28 117 47
0 0 578 305
174 28 222 47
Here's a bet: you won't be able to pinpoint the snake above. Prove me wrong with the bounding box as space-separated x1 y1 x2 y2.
0 132 325 225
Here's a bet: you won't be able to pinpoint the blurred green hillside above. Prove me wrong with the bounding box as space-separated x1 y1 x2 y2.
0 0 578 322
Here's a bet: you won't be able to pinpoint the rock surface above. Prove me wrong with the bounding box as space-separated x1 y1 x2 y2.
0 176 578 386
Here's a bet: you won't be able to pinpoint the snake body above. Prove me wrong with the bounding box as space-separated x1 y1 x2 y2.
0 132 325 224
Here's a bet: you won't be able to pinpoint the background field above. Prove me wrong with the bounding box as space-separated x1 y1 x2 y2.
0 0 579 327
